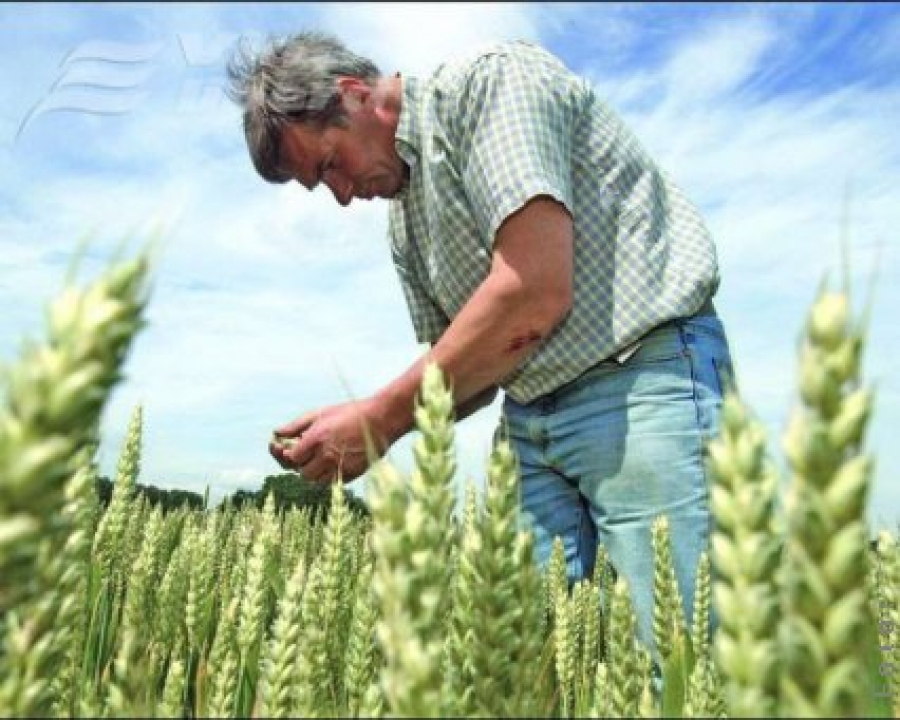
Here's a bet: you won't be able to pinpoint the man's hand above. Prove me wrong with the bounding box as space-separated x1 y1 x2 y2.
269 398 390 483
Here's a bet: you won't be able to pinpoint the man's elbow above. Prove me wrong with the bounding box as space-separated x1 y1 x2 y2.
553 286 574 324
505 290 570 356
493 273 572 343
536 286 573 330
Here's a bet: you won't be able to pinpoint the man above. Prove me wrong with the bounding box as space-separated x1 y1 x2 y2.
225 31 735 655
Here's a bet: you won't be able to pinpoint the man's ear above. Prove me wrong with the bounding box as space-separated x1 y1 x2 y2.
336 76 371 111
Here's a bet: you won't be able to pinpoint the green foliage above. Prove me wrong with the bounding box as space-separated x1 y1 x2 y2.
221 471 369 519
95 476 204 512
0 248 151 717
779 284 875 717
0 249 891 719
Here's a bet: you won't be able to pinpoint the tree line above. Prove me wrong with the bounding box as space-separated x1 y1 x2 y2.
95 472 369 518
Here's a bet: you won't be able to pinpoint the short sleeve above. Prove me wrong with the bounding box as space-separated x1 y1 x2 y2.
389 230 450 345
455 43 579 245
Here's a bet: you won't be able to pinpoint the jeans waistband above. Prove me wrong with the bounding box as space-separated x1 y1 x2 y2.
614 296 716 361
513 296 719 409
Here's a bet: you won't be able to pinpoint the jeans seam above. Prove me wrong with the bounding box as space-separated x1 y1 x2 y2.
679 326 713 516
679 326 703 432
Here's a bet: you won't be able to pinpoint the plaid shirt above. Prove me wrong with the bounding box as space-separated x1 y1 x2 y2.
388 41 719 404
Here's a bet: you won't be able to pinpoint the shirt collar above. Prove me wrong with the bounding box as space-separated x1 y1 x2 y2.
394 74 421 174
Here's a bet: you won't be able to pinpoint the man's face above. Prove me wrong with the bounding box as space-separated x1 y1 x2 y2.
278 78 406 206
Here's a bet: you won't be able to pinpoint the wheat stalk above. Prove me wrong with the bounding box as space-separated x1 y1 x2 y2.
0 252 150 717
780 285 875 717
707 391 781 717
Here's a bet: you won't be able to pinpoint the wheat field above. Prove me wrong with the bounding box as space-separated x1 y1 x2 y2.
0 248 894 718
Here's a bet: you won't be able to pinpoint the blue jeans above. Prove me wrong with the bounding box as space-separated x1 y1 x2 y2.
497 311 734 659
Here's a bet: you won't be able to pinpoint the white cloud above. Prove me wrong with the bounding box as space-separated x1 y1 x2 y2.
661 15 776 103
319 2 540 76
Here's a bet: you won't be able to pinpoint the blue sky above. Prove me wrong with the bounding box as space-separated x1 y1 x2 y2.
1 2 897 526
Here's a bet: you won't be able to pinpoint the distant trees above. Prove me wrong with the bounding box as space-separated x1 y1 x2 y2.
221 472 370 519
95 476 205 512
95 471 370 518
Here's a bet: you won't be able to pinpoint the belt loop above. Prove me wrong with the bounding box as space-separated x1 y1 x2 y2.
677 317 697 348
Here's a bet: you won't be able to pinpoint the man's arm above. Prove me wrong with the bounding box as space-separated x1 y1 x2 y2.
371 194 573 444
423 338 499 423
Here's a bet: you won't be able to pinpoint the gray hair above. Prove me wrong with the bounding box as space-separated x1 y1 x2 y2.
225 31 381 183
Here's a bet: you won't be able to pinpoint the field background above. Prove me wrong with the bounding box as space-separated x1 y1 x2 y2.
0 252 891 717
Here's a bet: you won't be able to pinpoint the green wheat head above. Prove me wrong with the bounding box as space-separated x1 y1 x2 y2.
780 284 875 717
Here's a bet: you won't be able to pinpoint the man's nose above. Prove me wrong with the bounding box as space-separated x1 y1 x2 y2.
324 173 351 206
